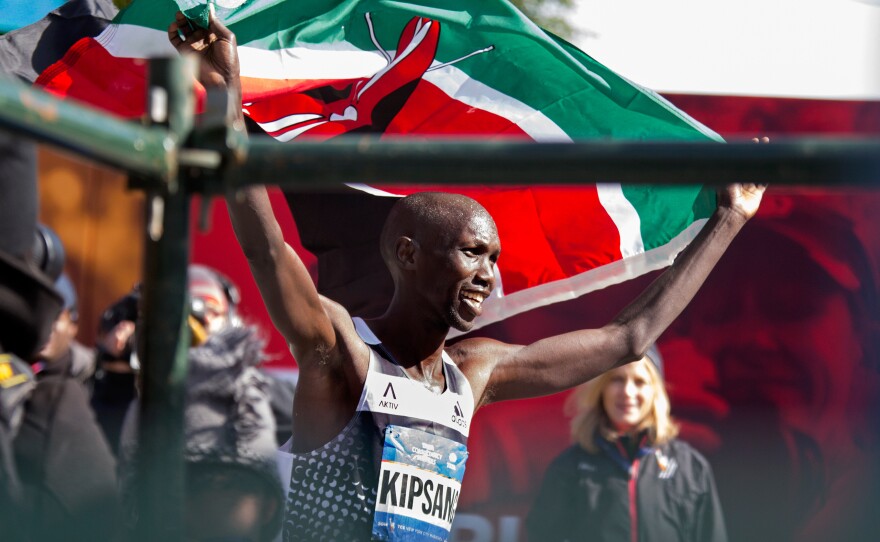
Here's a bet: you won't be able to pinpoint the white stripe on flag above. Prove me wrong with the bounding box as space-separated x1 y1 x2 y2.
237 43 388 80
346 184 404 197
273 121 328 142
96 25 389 79
256 113 323 132
423 65 570 143
596 184 645 258
97 24 176 57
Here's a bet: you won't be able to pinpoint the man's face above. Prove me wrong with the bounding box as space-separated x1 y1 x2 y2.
37 309 77 362
687 235 862 438
417 212 500 332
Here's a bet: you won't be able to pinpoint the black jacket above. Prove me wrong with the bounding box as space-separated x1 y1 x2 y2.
13 352 120 541
527 438 727 542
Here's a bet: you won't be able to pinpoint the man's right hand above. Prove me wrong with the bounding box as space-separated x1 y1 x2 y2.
718 137 771 221
167 9 241 92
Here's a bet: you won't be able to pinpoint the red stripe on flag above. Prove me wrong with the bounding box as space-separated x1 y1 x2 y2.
385 80 532 137
241 77 359 102
483 187 622 293
34 37 216 119
36 37 148 118
243 85 344 122
529 188 624 273
245 77 534 140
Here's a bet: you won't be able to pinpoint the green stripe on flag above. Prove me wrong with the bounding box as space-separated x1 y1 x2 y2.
114 0 180 30
623 185 717 250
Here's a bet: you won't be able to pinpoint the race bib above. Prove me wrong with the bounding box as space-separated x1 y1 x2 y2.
372 425 468 541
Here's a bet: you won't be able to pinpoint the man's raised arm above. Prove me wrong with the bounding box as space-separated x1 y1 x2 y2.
167 11 336 363
467 182 766 404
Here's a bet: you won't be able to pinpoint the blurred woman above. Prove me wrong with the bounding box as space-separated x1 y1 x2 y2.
526 349 726 542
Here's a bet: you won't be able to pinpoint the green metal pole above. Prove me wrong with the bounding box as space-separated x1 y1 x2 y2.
0 73 174 179
3 71 879 190
219 136 880 191
135 56 196 542
136 189 190 541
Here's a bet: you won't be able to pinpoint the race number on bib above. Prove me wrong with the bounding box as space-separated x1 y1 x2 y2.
372 425 468 541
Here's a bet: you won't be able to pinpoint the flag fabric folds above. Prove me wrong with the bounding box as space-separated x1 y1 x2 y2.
0 0 117 84
32 0 721 332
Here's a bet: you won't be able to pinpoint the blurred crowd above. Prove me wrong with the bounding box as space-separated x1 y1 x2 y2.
0 132 294 542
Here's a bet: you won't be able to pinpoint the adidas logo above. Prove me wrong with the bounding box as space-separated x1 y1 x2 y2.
451 401 468 429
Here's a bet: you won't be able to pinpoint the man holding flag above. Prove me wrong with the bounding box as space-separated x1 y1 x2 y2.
168 8 764 541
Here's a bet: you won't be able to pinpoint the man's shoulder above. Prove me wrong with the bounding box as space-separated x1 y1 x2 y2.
319 294 353 323
294 300 371 383
310 295 366 356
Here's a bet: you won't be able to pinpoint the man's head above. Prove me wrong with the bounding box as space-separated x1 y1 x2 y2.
380 192 500 332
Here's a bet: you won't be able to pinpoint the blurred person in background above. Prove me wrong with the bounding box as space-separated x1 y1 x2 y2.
188 264 296 446
674 195 880 542
91 285 140 455
119 325 283 541
188 263 240 342
93 265 295 452
527 347 726 542
6 221 120 540
0 131 64 541
32 273 96 389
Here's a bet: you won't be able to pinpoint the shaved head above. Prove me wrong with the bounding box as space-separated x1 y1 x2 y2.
380 192 496 270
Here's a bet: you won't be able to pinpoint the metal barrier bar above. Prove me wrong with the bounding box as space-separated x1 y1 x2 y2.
0 73 175 179
134 57 195 542
225 136 880 190
2 72 878 189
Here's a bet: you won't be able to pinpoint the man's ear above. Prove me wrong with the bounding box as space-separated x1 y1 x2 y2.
395 236 418 270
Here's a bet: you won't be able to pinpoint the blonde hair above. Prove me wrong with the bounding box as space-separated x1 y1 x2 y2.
566 357 679 453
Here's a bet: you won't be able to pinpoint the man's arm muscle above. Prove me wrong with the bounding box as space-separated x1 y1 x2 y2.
227 187 338 367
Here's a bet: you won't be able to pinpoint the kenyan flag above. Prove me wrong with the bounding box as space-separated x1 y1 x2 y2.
36 0 721 332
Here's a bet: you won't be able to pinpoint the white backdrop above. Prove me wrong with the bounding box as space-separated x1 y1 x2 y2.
572 0 880 99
